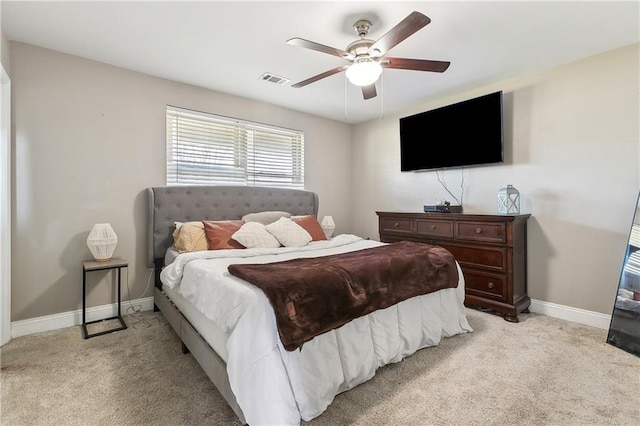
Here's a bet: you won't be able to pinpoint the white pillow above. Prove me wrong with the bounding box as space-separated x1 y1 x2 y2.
232 222 281 249
242 211 291 225
265 217 312 247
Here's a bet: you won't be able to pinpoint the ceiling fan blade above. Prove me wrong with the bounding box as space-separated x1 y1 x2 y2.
382 57 450 73
286 38 354 60
291 65 349 88
362 84 377 100
369 11 431 57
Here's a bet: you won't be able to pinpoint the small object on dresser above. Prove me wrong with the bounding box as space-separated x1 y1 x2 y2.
497 185 520 214
424 203 463 213
87 223 118 261
320 216 335 238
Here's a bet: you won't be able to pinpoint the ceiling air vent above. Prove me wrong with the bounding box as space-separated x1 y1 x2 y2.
260 72 290 86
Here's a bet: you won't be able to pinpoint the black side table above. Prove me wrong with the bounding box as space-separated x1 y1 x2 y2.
82 258 128 339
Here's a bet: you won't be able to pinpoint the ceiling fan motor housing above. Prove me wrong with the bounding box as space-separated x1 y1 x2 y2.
349 19 381 58
346 39 375 57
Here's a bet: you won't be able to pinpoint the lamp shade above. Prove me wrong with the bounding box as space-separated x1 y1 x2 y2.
497 185 520 214
87 223 118 262
345 60 382 86
320 216 336 238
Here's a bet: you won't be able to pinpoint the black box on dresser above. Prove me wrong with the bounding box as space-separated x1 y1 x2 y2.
376 211 531 322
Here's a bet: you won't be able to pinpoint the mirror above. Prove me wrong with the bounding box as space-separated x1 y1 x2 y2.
607 192 640 357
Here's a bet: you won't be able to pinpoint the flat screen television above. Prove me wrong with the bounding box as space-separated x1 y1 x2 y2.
399 91 503 171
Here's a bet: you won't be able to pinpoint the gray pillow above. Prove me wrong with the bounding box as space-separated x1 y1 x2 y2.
241 211 291 225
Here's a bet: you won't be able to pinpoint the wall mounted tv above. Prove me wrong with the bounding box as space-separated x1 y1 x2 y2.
399 91 504 172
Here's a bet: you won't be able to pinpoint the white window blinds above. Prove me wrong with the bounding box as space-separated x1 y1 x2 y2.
166 106 304 188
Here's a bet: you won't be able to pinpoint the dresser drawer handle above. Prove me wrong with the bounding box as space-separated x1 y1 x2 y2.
476 227 482 234
431 225 436 230
394 222 400 228
487 282 495 289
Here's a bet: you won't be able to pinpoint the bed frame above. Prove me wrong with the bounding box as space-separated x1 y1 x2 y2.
147 185 320 424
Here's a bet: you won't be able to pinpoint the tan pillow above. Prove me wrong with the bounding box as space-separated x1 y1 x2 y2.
172 221 207 253
291 215 327 241
242 211 291 225
203 220 245 250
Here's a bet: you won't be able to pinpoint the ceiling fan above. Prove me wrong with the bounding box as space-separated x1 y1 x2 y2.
286 11 450 100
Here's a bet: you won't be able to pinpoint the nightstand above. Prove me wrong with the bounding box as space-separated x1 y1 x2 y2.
82 258 128 339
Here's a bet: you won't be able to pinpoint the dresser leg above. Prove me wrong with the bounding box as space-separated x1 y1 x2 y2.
503 313 519 323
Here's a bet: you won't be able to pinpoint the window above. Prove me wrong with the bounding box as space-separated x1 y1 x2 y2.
166 106 304 188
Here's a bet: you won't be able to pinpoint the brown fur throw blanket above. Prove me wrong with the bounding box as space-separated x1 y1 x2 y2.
228 241 459 351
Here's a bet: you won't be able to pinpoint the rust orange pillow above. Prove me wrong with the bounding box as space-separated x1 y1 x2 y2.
292 215 327 241
203 220 245 250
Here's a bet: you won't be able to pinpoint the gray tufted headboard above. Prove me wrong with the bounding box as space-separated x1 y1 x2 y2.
147 185 319 268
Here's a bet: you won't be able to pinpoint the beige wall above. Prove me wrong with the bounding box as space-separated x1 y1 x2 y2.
10 39 640 321
351 43 640 314
10 42 352 321
1 33 9 75
1 29 11 344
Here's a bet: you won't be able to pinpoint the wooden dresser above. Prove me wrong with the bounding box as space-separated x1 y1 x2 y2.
376 211 531 322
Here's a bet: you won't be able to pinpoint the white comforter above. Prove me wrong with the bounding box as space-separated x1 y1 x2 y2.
161 234 472 425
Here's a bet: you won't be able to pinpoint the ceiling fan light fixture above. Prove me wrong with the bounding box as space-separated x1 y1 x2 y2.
346 59 382 87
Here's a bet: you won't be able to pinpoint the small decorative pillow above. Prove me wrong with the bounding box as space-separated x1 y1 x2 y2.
291 215 327 241
265 217 312 247
242 211 291 225
232 222 281 249
172 221 208 253
203 220 245 250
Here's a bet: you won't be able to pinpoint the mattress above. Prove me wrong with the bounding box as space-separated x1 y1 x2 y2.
162 283 230 362
164 247 180 266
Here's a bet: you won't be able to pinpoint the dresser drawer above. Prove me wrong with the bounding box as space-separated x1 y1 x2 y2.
456 221 506 244
463 270 507 301
415 219 454 238
439 243 508 273
380 217 412 234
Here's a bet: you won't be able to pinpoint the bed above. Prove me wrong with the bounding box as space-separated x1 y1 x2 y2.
147 185 472 425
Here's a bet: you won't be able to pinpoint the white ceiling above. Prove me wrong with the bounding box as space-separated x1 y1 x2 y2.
2 1 639 123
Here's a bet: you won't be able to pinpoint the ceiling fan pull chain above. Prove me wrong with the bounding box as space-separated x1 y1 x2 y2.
379 72 384 119
344 74 350 123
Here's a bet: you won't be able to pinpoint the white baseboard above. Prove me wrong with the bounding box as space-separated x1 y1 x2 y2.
529 299 611 330
10 296 155 339
8 296 612 339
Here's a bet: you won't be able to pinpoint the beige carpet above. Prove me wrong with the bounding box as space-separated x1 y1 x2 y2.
1 309 638 425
